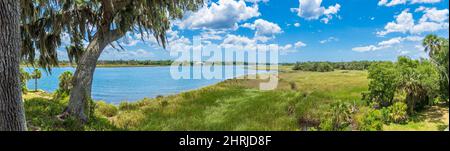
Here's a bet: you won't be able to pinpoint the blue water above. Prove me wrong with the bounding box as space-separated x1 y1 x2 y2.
25 66 264 104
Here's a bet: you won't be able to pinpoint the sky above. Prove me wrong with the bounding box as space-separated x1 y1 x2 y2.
58 0 450 63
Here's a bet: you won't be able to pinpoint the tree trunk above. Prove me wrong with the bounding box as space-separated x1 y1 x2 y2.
60 30 124 122
0 0 27 131
34 78 37 92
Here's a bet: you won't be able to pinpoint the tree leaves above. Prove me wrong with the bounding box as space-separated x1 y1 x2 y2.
20 0 204 72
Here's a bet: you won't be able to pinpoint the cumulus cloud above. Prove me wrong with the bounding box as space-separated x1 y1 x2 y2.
200 30 227 40
294 41 307 48
352 36 423 52
294 23 301 27
378 0 441 7
290 0 341 24
219 34 305 55
177 0 260 30
377 8 449 36
319 37 339 44
241 19 283 42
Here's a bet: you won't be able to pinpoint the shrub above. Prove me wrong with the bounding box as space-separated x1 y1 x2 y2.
19 68 30 93
54 71 73 100
95 101 118 117
319 101 351 131
367 62 398 107
387 102 408 124
356 108 383 131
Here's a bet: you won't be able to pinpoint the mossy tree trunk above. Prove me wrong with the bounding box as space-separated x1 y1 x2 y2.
0 0 27 131
61 30 124 122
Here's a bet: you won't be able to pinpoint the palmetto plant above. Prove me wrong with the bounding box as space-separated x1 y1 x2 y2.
20 0 205 122
31 68 42 92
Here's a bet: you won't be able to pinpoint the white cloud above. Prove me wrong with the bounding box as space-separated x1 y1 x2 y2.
418 7 449 23
241 19 283 42
222 34 256 46
291 0 341 24
352 45 388 52
279 44 293 51
352 36 423 52
219 34 304 55
200 30 226 40
177 0 260 30
378 0 441 7
294 41 307 48
377 8 449 36
294 23 301 27
319 37 339 44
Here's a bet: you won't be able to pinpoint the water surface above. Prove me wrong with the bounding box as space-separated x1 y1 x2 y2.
26 66 263 104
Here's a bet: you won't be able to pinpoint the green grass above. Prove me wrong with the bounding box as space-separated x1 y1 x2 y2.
24 93 119 131
23 67 448 131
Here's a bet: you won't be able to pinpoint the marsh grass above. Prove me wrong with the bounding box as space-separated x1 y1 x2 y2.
23 66 448 131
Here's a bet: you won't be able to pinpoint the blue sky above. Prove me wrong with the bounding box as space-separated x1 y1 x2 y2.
59 0 449 63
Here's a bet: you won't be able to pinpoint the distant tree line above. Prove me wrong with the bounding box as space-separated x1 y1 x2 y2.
291 61 386 72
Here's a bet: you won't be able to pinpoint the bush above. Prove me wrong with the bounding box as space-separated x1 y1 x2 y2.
319 101 351 131
95 101 118 117
356 108 383 131
367 62 398 107
387 102 408 124
54 71 73 100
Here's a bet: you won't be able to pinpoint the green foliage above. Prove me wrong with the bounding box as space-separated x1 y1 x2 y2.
54 71 73 100
356 107 383 131
95 101 118 117
332 61 377 70
387 102 408 124
293 62 334 72
20 0 205 70
19 68 31 93
24 95 117 131
423 35 449 100
291 61 385 71
319 101 352 131
367 62 398 107
396 57 439 114
367 56 439 114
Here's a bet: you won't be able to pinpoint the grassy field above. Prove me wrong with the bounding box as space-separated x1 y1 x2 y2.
23 66 449 131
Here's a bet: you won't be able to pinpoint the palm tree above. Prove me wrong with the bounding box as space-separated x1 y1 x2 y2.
31 68 42 92
423 35 441 57
423 35 449 99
